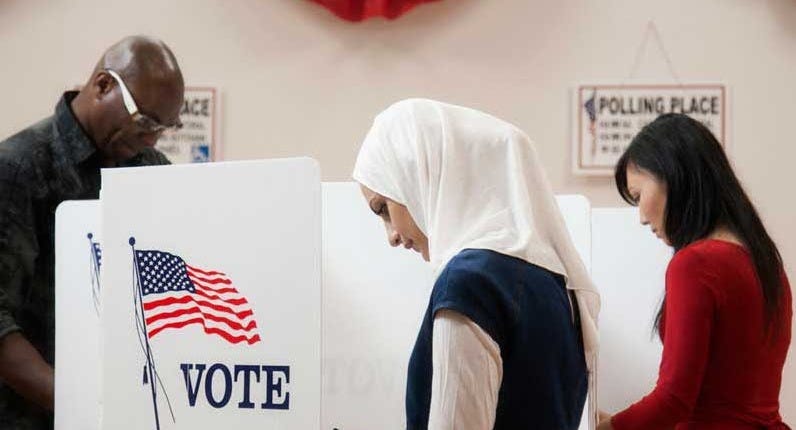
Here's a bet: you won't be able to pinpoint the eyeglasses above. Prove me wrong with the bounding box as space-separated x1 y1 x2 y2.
105 69 182 134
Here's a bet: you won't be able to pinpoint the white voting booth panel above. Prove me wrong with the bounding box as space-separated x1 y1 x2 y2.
55 186 593 430
54 201 102 430
99 159 321 430
54 178 673 430
321 182 592 430
591 208 672 413
321 183 433 430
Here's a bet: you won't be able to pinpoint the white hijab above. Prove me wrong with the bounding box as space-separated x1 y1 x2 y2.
353 98 600 428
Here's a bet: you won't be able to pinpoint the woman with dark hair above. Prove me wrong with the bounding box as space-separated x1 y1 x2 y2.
598 113 792 430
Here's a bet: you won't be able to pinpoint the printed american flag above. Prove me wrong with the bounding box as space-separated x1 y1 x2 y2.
88 234 102 315
135 250 261 345
92 241 102 268
584 90 597 123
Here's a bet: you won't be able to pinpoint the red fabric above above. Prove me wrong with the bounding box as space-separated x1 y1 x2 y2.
310 0 441 22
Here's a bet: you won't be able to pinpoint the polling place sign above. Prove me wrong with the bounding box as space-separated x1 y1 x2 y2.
572 84 727 175
156 87 219 164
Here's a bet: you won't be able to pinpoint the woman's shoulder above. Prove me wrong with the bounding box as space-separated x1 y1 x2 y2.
437 249 504 287
442 249 530 277
433 250 528 345
667 239 752 289
437 248 557 291
671 239 749 268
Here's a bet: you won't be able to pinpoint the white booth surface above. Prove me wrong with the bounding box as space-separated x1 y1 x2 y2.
321 182 592 430
591 208 672 413
54 200 102 430
99 158 321 430
321 183 434 430
55 176 686 430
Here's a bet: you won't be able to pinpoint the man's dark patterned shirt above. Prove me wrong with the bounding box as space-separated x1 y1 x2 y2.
0 92 170 429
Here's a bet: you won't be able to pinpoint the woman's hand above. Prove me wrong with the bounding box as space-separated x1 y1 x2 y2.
596 410 614 430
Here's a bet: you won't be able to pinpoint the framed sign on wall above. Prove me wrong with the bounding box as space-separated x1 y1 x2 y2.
156 87 220 164
572 84 727 176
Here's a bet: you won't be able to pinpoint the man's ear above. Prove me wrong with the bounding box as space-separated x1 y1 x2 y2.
91 71 116 100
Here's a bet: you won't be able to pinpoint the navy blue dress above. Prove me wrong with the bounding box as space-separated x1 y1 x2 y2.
406 249 587 430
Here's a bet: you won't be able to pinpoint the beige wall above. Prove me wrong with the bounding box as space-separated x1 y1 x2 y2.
1 0 794 420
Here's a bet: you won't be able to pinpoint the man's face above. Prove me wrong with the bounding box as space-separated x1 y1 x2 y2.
98 72 183 163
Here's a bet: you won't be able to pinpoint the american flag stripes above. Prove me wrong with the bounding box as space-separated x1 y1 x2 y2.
134 250 261 345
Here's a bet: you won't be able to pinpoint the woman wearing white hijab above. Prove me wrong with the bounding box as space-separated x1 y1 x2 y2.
354 99 600 430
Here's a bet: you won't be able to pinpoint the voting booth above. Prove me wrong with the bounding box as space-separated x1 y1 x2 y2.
54 162 679 430
591 208 671 412
321 182 434 429
54 201 102 430
100 159 320 430
321 183 593 430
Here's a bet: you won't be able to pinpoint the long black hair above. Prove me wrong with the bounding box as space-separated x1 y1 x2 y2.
615 113 785 334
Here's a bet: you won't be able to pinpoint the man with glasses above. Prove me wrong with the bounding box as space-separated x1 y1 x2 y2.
0 35 184 429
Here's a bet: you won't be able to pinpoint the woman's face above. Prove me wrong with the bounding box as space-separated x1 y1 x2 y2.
360 184 430 262
625 163 670 246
